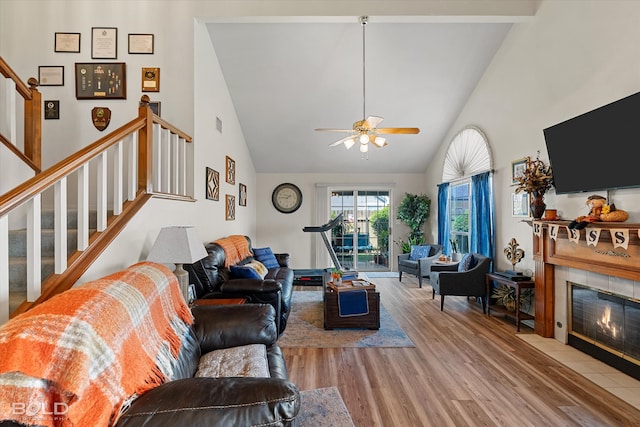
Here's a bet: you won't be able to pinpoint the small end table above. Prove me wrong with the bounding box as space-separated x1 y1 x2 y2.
486 273 534 332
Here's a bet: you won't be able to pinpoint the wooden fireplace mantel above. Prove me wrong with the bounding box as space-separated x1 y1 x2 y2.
530 220 640 337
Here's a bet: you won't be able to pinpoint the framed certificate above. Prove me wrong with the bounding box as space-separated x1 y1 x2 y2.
512 192 530 217
55 32 80 53
92 27 117 59
75 63 126 99
128 33 154 54
141 67 159 92
38 66 64 86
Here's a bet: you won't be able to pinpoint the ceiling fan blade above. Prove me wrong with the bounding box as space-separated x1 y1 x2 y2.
328 135 356 147
315 128 353 133
375 127 420 135
365 116 384 128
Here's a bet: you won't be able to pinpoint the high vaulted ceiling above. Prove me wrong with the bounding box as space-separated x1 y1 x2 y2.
206 13 524 174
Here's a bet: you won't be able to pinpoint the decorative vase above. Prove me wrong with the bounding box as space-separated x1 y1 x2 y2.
530 192 546 219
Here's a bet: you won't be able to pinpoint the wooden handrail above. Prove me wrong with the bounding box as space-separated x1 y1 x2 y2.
153 116 192 142
0 56 33 99
0 117 145 217
0 132 40 173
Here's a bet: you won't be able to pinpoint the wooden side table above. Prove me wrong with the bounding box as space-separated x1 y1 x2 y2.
486 273 534 332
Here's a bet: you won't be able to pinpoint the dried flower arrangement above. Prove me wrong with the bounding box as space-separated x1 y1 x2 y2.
513 151 554 197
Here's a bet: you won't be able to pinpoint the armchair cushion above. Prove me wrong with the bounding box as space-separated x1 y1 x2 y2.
457 253 477 272
410 245 431 260
253 247 280 269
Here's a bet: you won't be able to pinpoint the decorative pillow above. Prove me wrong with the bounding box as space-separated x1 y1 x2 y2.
245 260 268 278
230 264 262 280
253 247 279 269
457 253 477 272
409 245 431 261
195 344 270 378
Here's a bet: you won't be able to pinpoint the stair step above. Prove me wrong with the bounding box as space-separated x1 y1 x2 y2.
9 229 79 257
40 209 110 229
9 257 55 292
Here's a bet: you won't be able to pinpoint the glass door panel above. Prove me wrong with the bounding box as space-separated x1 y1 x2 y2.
330 189 390 272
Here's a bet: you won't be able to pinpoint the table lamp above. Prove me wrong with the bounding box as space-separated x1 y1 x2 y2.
147 226 207 302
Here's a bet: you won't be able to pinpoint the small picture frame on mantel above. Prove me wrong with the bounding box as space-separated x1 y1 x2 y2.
512 192 530 218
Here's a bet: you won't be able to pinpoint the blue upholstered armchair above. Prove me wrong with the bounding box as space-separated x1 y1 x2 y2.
429 253 492 312
397 244 443 288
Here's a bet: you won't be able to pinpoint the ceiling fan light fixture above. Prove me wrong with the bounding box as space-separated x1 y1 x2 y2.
371 136 386 148
344 137 356 149
359 133 370 144
359 142 369 153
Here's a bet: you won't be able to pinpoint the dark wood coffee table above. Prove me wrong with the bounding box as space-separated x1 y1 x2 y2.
322 274 380 330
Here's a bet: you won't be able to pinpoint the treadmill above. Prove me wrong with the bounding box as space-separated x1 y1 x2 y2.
295 213 357 286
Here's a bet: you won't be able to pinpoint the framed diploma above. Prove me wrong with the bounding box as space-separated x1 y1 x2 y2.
141 67 160 92
128 34 154 54
38 66 64 86
75 63 126 99
55 32 80 53
92 27 117 59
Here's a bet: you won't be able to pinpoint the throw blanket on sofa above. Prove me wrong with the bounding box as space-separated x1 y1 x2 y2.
0 262 193 427
214 235 253 267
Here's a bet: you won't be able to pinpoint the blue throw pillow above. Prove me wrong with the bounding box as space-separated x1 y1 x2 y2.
457 253 477 272
253 247 279 269
230 264 262 280
409 245 431 261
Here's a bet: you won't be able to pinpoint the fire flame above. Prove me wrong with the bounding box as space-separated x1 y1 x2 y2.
596 304 621 339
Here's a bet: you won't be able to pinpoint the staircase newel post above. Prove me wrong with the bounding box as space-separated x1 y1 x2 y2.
138 95 154 193
24 77 42 171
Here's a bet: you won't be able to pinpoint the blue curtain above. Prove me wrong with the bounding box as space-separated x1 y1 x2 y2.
437 182 450 254
470 171 495 264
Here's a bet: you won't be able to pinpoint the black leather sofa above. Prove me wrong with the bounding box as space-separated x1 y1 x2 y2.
115 304 300 426
186 236 294 336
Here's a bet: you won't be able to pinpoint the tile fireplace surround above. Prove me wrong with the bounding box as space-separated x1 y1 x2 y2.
529 220 640 408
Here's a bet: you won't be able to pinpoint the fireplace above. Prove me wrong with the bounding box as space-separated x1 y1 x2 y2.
568 282 640 381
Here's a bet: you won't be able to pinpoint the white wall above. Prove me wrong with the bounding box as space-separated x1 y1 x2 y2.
256 173 428 271
424 0 640 275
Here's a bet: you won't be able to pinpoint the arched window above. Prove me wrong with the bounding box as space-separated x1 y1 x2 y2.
438 127 494 259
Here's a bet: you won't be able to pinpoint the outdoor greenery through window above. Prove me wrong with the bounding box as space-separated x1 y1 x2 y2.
330 190 390 271
449 179 470 253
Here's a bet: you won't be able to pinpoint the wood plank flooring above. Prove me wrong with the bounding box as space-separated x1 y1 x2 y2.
283 276 640 426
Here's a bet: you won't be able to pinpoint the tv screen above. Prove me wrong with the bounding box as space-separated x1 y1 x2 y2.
543 91 640 194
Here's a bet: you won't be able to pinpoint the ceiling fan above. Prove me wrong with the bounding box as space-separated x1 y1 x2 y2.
315 16 420 153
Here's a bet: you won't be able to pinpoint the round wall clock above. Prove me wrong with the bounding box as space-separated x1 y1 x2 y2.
272 183 303 213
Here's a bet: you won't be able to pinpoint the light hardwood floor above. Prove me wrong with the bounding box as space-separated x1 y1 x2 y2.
283 276 640 427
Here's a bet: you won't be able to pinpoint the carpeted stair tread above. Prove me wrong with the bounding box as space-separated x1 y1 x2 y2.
9 229 79 257
8 257 55 292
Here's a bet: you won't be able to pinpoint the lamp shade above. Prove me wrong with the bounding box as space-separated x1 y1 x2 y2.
147 226 208 265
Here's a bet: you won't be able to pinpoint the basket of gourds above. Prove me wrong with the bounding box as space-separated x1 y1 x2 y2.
600 203 629 222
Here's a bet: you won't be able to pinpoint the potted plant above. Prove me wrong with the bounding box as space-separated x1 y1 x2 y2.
330 268 343 285
449 238 461 261
491 285 533 312
397 193 431 242
513 152 554 219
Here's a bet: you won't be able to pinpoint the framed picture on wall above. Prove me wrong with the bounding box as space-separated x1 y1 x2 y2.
511 158 527 184
54 32 80 53
206 167 219 201
38 66 64 86
128 33 154 54
239 183 247 206
91 27 117 59
225 156 236 184
226 194 236 220
74 63 126 99
512 192 530 217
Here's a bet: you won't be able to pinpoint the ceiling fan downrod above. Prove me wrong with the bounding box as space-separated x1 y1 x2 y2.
360 16 368 122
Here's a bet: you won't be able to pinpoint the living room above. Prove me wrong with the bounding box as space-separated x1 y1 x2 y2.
1 0 640 425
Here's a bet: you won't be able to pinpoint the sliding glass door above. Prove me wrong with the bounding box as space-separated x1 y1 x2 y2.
330 189 390 272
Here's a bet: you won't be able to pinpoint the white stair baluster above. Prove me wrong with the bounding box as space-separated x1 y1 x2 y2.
97 152 107 231
54 178 68 273
27 195 42 301
127 133 137 201
77 164 89 250
113 141 123 215
0 215 9 323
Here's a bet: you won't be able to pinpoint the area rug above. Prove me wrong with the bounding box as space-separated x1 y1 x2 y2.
296 387 354 427
279 291 415 348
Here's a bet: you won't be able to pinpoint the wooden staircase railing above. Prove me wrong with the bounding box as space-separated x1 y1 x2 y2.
0 95 194 322
0 56 41 173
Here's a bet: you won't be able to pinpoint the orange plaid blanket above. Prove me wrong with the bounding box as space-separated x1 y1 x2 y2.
0 262 193 427
214 235 253 267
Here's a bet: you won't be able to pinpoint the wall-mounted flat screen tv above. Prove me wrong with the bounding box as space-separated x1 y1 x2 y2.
543 91 640 194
